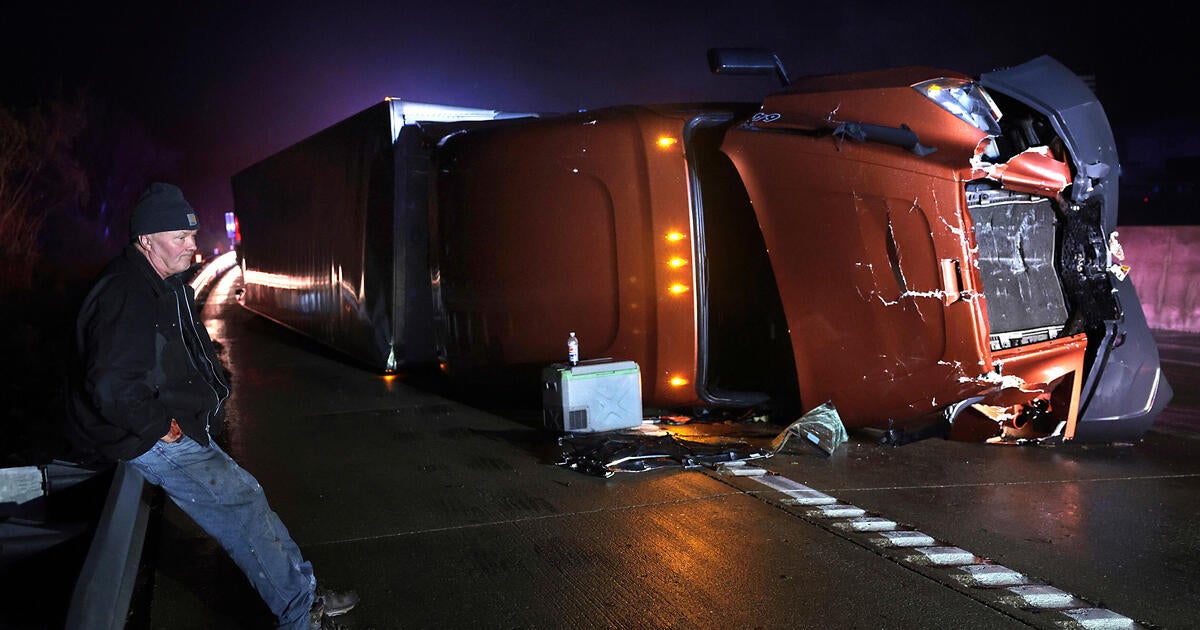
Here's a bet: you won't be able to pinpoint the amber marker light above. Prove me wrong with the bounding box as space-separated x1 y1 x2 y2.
668 283 689 295
668 257 688 268
382 374 398 382
670 376 690 387
657 136 678 149
666 231 686 242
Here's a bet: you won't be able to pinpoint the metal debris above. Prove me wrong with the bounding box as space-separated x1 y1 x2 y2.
557 430 771 478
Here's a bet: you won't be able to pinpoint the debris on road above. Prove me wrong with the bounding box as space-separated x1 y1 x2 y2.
770 402 848 457
556 425 770 478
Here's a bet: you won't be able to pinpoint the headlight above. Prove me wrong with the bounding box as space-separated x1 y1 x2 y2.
914 78 1003 138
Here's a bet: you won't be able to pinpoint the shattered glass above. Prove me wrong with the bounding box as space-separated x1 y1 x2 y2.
770 401 849 457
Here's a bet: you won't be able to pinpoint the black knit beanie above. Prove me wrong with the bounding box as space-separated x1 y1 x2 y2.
129 183 198 238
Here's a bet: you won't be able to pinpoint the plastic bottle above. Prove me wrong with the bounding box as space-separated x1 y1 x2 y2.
567 331 579 366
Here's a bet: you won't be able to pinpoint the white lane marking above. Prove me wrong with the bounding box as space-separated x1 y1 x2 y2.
834 516 897 532
957 564 1029 587
753 474 837 505
754 474 816 493
747 473 1142 626
875 530 936 547
716 463 768 476
808 504 866 518
914 546 976 566
1005 585 1080 608
1062 608 1138 629
781 491 839 506
818 473 1200 493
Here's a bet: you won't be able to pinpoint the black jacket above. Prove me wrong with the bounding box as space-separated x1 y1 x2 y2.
66 245 231 463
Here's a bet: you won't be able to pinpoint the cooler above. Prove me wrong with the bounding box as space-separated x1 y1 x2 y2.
542 360 642 433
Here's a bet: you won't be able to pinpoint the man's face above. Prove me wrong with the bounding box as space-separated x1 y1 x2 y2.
138 229 198 278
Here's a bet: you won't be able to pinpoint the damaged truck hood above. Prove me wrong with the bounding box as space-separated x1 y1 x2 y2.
982 56 1172 439
720 54 1170 442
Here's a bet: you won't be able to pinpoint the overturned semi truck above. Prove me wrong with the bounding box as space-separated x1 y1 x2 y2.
232 51 1172 443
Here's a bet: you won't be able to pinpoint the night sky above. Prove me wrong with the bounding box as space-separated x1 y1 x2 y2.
3 1 1193 253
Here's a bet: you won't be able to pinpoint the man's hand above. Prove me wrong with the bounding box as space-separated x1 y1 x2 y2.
161 418 183 443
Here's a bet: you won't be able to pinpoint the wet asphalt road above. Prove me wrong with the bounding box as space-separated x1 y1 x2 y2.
140 268 1200 629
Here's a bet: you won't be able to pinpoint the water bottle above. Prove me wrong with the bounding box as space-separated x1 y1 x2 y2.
567 331 579 366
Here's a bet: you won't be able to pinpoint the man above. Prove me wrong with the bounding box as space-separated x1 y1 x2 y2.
66 183 357 629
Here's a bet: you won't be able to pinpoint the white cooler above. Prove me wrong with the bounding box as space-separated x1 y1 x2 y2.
542 360 642 433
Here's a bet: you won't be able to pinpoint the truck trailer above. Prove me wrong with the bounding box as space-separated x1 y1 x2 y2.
232 51 1171 443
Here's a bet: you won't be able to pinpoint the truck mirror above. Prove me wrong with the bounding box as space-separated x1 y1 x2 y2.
707 48 791 86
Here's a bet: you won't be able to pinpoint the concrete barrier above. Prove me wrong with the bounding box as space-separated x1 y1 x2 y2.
1117 225 1200 333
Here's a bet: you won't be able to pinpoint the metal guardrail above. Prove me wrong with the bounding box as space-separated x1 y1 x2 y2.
64 463 151 630
188 250 238 297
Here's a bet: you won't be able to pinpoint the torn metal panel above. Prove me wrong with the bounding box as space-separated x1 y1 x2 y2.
970 146 1072 197
958 371 1036 392
981 56 1172 436
988 335 1087 439
979 56 1119 219
1108 231 1125 261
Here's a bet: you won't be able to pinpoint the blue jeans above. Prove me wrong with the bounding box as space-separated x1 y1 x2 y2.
130 436 316 629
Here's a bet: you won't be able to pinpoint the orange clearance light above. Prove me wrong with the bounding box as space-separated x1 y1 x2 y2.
657 136 678 149
666 231 686 242
382 374 398 382
668 257 688 268
668 283 689 295
670 376 689 387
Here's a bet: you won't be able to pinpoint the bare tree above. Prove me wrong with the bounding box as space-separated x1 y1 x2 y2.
0 98 88 290
0 107 42 288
